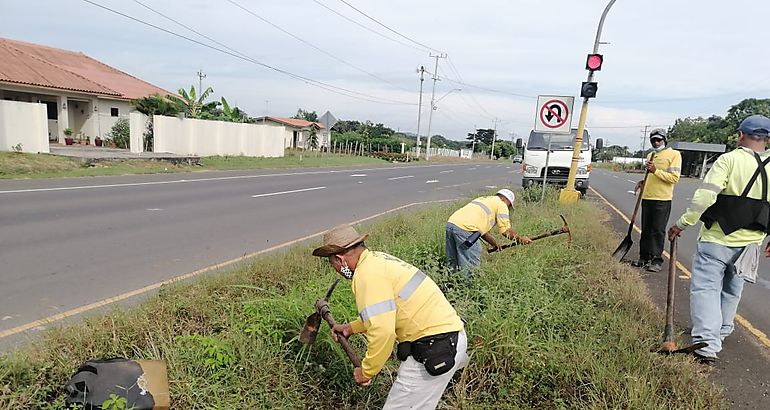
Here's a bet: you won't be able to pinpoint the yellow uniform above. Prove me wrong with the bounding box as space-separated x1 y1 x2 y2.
447 195 511 234
677 147 770 247
642 148 682 201
348 250 463 379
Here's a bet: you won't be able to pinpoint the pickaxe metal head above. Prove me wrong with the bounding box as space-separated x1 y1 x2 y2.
559 214 572 245
299 279 340 345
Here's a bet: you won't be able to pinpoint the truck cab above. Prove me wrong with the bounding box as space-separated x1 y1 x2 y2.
518 128 602 197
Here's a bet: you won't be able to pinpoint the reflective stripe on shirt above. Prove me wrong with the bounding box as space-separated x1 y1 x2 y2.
398 270 426 300
359 299 396 322
470 200 492 215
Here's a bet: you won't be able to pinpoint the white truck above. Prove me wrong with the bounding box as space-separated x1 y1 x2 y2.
517 128 602 197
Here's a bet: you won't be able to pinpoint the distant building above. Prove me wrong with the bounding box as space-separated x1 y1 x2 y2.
253 116 328 149
0 37 171 144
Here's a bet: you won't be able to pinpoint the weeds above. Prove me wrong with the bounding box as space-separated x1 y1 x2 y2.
0 195 726 409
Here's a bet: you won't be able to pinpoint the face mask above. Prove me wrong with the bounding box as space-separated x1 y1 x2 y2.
653 143 666 152
339 258 354 280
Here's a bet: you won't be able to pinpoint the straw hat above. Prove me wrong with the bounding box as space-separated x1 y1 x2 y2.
312 224 369 257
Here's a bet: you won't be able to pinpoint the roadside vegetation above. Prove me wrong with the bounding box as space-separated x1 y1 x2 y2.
0 189 726 408
592 161 644 173
0 151 389 180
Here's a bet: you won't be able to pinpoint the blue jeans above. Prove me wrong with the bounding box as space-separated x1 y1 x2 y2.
690 240 745 357
445 223 481 273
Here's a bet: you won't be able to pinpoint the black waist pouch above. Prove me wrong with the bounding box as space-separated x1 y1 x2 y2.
401 331 459 376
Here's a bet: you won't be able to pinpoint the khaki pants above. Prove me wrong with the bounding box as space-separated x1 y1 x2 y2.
383 331 469 410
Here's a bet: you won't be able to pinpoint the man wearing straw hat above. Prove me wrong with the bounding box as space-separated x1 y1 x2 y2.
312 224 468 409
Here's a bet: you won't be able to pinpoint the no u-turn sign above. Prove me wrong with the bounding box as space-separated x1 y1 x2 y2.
535 95 575 134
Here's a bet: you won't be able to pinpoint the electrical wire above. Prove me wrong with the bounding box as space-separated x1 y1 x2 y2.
310 0 425 53
334 0 442 54
79 0 414 105
225 0 412 93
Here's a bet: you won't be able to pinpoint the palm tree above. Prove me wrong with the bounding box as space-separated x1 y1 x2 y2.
307 126 319 155
169 85 213 119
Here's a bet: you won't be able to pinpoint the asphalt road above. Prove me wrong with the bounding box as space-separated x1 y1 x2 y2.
0 162 520 338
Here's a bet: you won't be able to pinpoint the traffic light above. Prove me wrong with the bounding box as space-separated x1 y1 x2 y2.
581 81 598 99
585 54 603 71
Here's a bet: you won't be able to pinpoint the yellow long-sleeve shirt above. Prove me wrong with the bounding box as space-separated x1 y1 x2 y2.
642 148 682 200
447 195 512 234
348 250 463 379
677 147 770 246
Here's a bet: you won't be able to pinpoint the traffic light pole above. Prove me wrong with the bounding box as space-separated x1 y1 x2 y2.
560 0 617 204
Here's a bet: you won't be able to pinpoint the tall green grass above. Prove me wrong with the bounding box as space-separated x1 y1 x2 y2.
0 192 726 409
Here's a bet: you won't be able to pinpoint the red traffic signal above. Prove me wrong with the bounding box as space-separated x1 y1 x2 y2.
586 54 603 71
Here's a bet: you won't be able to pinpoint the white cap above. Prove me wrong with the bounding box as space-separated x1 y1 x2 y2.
496 188 515 205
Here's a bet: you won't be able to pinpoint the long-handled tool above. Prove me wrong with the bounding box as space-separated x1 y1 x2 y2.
488 215 571 253
299 279 362 367
612 153 655 261
655 237 708 355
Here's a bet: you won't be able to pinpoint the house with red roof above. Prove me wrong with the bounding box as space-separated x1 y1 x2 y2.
254 116 329 150
0 37 172 145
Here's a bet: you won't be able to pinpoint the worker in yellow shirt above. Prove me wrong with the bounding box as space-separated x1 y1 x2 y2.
632 128 682 272
312 224 468 409
669 115 770 365
446 188 531 272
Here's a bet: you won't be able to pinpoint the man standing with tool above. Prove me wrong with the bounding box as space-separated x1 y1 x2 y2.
668 115 770 364
312 224 468 409
445 188 531 272
633 129 682 272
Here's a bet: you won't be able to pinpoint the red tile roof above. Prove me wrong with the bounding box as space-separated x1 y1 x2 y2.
262 116 325 129
0 38 171 100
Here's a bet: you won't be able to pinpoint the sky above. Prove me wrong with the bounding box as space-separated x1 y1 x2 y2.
3 0 770 149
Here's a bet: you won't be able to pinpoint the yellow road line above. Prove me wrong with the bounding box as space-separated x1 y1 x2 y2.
589 186 770 350
0 198 458 339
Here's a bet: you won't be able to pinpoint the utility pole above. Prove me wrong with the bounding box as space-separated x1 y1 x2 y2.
425 53 447 160
490 118 499 160
415 66 425 157
640 125 649 155
197 69 206 93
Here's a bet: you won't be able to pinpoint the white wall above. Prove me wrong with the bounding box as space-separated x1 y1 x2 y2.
0 100 49 153
129 112 148 153
152 115 284 157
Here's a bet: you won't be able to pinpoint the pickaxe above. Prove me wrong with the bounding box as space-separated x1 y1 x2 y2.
488 215 571 253
299 279 362 367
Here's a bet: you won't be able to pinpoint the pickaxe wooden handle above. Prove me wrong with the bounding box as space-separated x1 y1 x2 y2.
489 215 571 253
316 299 362 368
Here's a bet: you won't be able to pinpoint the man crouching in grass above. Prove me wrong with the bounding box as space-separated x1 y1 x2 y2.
313 224 468 409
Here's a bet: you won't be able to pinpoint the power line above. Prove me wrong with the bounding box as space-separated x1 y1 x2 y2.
225 0 411 92
310 0 425 53
441 61 496 119
79 0 414 105
334 0 442 53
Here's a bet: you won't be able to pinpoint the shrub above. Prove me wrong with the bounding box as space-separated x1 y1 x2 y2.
108 118 130 149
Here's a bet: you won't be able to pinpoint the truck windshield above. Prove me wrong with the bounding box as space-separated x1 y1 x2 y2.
527 130 590 151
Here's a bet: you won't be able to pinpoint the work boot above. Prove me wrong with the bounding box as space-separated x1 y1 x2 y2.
691 352 717 366
631 259 649 268
646 261 663 272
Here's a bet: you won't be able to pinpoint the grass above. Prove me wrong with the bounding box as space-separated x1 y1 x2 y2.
592 161 644 173
0 151 390 180
0 189 726 409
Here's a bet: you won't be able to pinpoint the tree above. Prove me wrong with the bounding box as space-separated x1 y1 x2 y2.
293 108 318 122
220 97 248 122
307 126 319 154
668 98 770 151
169 85 214 119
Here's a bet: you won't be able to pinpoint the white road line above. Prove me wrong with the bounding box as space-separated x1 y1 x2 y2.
485 185 497 189
468 168 477 170
627 179 636 183
613 175 619 179
251 186 326 198
350 174 367 177
0 164 466 195
146 208 164 211
388 175 414 180
439 170 454 174
426 180 439 184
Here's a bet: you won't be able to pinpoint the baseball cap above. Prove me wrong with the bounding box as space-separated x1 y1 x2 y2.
738 115 770 138
649 128 667 140
496 189 515 205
